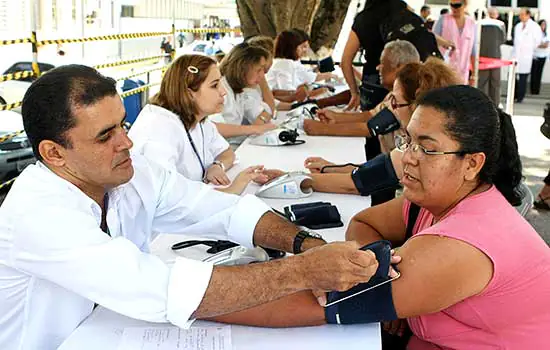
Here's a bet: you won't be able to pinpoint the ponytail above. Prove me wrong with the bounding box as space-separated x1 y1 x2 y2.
493 110 523 205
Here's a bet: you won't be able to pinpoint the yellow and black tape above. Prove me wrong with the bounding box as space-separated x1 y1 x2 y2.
116 67 165 82
0 38 32 46
38 31 172 46
0 130 25 144
0 177 17 191
0 71 35 83
176 28 241 34
120 83 160 98
94 55 167 70
0 101 23 111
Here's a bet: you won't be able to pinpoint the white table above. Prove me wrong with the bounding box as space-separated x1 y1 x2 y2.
59 117 381 350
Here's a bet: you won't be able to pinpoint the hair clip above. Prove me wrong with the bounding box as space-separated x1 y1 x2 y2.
187 66 199 74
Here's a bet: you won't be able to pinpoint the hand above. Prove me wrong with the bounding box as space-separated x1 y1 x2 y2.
261 169 286 181
252 122 277 135
303 119 329 136
295 85 309 102
205 163 230 186
234 165 269 185
304 156 334 173
313 247 402 306
345 93 360 111
469 76 477 87
316 109 337 124
383 319 409 337
309 87 330 98
444 39 456 51
299 241 379 292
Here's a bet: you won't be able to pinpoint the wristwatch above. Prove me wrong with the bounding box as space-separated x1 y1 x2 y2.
212 160 225 171
293 230 324 254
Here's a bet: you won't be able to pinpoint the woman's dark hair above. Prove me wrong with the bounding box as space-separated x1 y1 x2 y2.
417 85 523 205
22 64 117 161
274 30 306 60
291 28 310 43
539 20 547 35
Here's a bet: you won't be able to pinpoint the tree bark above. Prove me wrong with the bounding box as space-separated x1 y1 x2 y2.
236 0 351 54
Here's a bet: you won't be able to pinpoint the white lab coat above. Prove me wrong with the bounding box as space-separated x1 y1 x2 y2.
513 19 543 74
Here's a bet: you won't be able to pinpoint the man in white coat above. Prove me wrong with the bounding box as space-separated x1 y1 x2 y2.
513 8 542 103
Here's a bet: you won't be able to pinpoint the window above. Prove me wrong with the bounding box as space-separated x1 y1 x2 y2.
121 5 134 17
517 0 538 7
490 0 512 6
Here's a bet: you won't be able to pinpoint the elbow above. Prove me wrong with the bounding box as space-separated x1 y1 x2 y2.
345 215 360 241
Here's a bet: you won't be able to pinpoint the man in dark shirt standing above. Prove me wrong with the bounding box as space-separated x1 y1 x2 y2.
479 8 506 106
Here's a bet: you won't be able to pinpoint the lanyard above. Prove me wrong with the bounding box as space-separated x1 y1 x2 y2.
185 123 206 179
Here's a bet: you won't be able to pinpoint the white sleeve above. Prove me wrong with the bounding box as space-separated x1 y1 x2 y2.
204 120 230 158
150 162 270 248
295 62 317 85
13 206 213 329
130 118 182 171
271 68 295 90
240 90 272 124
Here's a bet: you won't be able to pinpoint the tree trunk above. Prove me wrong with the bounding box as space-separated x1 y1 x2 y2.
236 0 352 54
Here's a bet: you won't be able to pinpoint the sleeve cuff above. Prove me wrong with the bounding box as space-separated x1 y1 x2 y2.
227 194 270 248
166 257 214 329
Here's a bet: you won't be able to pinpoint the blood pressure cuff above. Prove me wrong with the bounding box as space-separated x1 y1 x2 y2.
283 201 343 230
325 240 398 324
359 82 389 111
351 153 400 197
367 107 401 137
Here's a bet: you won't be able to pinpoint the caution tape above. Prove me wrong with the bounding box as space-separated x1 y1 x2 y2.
0 130 25 144
0 177 17 191
94 55 167 70
176 28 241 34
0 101 22 111
120 83 160 98
0 38 32 46
38 31 172 46
0 71 35 83
116 67 165 82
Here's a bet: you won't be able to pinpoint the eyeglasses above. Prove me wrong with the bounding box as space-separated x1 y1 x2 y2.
389 94 411 110
394 134 466 160
450 3 464 9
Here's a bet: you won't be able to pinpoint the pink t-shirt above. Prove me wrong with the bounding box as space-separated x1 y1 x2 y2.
403 186 550 349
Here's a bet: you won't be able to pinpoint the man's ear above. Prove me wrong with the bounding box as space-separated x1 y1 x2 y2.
464 152 486 181
38 140 67 167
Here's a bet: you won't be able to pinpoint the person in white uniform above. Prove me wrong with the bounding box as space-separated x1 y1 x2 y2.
215 43 277 145
130 54 268 194
0 65 381 350
267 29 337 102
513 8 542 103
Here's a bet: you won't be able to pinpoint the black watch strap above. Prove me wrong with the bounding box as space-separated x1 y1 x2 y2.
293 230 323 254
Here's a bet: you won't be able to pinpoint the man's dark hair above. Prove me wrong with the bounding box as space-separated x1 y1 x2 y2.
440 8 449 15
22 64 118 161
421 5 430 12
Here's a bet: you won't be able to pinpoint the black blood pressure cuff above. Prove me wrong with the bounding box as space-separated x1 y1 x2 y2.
325 240 398 324
283 201 343 230
351 153 400 197
367 107 401 137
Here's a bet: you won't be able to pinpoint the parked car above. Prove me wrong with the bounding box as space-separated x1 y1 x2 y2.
0 62 55 106
0 110 35 181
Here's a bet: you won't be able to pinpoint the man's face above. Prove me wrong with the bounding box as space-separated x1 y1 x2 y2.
377 50 398 90
61 95 134 191
519 10 529 23
421 9 431 19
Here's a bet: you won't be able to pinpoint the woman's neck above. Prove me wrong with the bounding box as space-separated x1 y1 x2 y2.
432 182 491 224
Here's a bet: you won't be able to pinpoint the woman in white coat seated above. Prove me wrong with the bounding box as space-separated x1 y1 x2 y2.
129 54 268 194
214 43 278 145
267 29 337 102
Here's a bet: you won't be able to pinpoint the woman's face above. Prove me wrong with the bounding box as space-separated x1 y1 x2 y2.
246 57 267 87
296 41 310 58
542 21 547 32
190 65 226 120
400 105 473 214
390 79 415 128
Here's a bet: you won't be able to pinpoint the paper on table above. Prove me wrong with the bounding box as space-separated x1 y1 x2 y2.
117 326 231 350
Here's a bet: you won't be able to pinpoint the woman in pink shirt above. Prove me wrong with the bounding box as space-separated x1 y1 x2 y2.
208 85 550 349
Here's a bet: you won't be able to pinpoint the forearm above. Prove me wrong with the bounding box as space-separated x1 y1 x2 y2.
315 72 333 82
195 255 309 318
214 122 258 138
273 90 297 103
252 211 299 252
215 148 235 171
207 290 325 327
306 122 371 137
321 165 356 174
335 111 371 124
310 173 359 195
252 111 272 125
341 60 358 95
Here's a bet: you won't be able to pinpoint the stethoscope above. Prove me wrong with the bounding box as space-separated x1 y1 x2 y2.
184 123 206 180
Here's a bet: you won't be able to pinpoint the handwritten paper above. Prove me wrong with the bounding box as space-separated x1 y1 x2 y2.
117 326 231 350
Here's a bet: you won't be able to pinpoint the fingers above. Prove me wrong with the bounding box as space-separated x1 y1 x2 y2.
311 289 327 307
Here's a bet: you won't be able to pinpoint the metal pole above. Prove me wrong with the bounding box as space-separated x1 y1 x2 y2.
507 10 513 41
171 0 176 63
506 61 516 115
30 0 40 76
473 7 484 88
